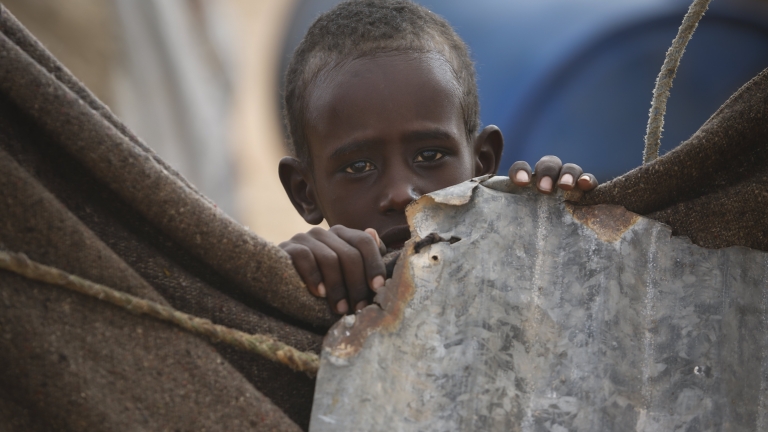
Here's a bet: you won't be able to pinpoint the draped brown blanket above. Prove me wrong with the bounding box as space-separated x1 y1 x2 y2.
0 4 765 431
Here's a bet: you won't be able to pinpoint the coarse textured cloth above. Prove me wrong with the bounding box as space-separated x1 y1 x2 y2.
0 5 332 431
0 2 766 431
579 67 768 253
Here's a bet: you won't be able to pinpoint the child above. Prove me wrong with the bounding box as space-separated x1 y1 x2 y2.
277 0 597 316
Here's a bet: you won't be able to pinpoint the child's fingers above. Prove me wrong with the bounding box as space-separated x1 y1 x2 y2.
508 161 532 186
534 156 563 194
311 227 371 313
293 230 350 314
577 173 598 191
335 226 387 294
364 228 387 256
557 163 583 191
279 240 325 298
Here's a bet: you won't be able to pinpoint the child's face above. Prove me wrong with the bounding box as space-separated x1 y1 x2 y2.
280 53 502 249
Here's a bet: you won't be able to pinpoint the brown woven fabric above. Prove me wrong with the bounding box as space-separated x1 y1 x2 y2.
580 68 768 252
0 5 333 330
0 5 335 430
0 147 306 431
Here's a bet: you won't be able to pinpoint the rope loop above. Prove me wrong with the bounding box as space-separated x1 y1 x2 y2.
644 0 712 164
0 250 320 377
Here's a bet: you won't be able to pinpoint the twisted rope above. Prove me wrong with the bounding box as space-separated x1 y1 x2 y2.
0 250 320 377
644 0 712 164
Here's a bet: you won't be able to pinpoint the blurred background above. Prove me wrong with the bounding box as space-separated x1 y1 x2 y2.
4 0 768 244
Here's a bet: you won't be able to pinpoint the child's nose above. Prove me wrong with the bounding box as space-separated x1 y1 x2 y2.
378 181 420 213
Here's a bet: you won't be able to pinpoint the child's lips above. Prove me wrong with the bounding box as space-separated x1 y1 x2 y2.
379 225 411 250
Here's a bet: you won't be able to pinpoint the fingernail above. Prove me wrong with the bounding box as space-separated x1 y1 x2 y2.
371 275 385 292
514 170 529 184
365 228 381 247
355 300 367 312
317 282 326 298
579 174 590 182
539 176 553 192
336 299 348 314
559 173 574 187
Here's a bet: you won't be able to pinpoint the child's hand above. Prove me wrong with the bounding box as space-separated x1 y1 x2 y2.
508 156 598 193
279 226 387 315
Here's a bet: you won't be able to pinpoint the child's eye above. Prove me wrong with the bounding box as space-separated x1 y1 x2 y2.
344 160 375 173
414 150 445 162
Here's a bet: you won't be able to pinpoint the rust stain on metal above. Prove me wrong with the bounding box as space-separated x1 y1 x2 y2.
322 197 436 360
322 239 417 360
566 203 641 243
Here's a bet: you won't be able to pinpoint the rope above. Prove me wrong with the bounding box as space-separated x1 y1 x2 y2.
643 0 712 164
0 250 320 377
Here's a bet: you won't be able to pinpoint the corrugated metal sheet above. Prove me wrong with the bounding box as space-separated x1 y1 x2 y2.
311 176 768 431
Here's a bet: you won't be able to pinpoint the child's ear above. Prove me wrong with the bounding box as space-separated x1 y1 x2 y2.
278 157 324 225
473 125 504 176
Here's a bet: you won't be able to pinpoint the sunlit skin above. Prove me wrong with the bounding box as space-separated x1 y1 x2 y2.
279 53 597 315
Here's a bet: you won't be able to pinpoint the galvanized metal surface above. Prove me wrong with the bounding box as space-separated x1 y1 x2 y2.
310 176 768 432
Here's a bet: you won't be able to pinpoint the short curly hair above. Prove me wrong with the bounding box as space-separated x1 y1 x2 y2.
283 0 479 167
